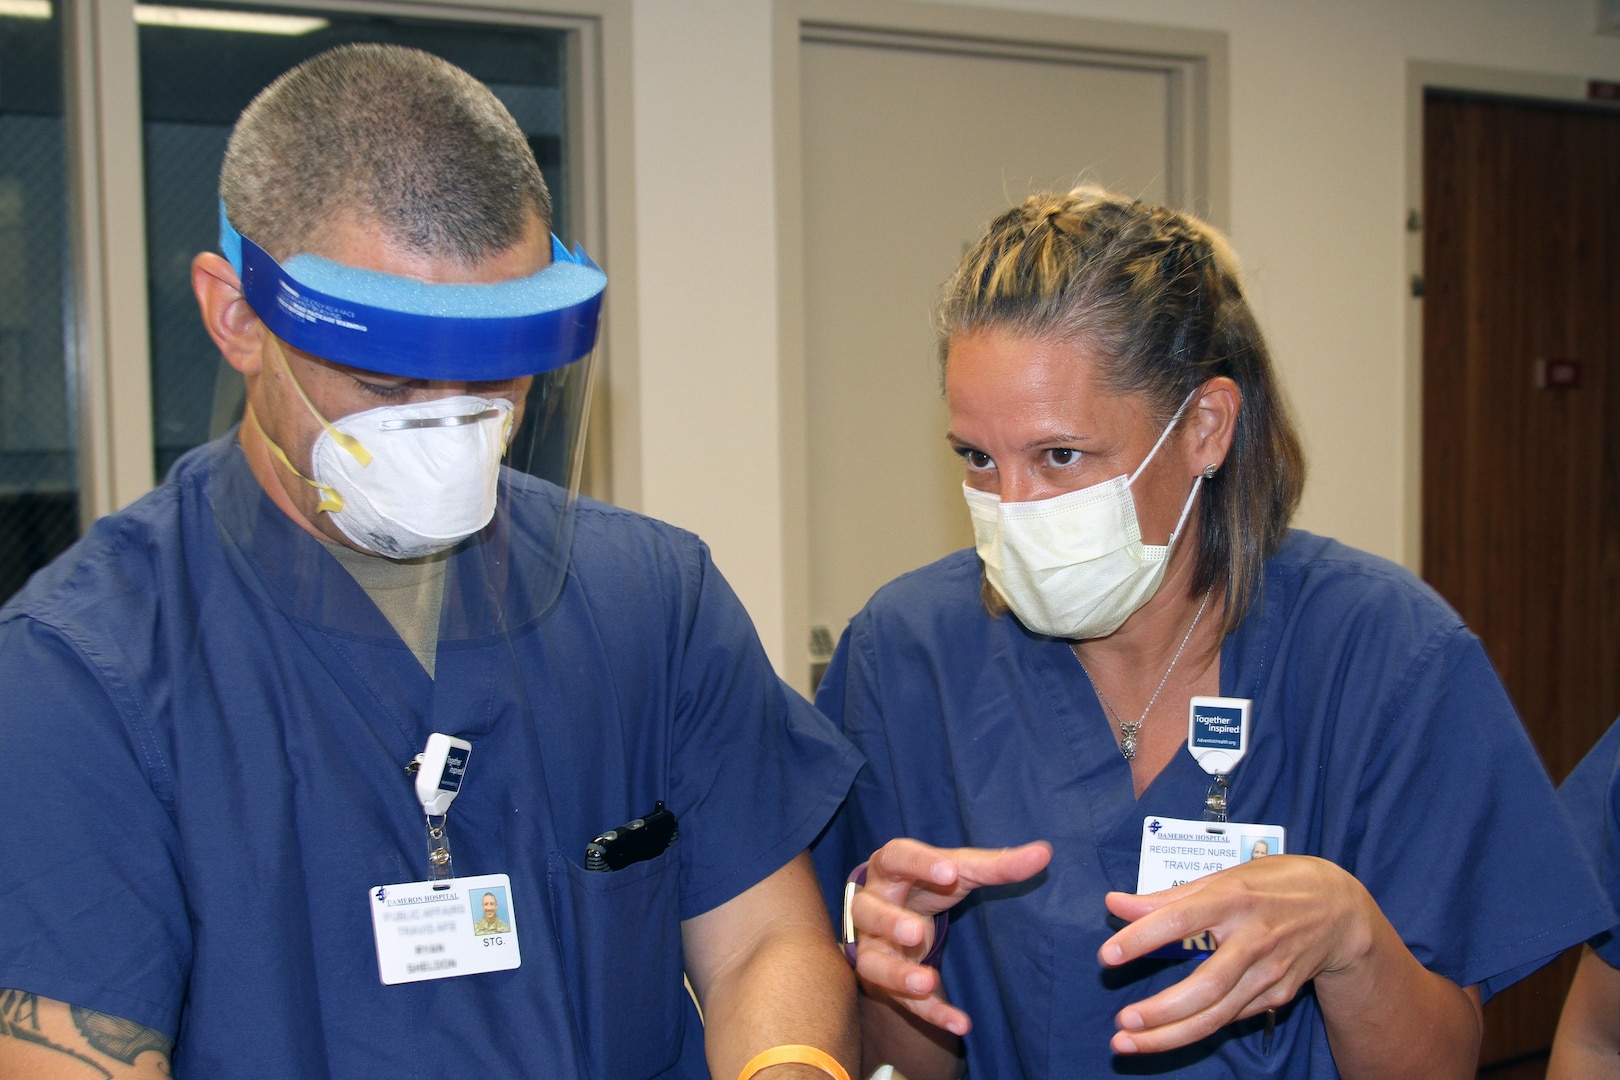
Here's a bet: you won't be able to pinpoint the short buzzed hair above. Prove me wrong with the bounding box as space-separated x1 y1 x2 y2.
220 43 551 263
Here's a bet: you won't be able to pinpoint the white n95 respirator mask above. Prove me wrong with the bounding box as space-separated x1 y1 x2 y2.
311 396 514 560
963 391 1201 640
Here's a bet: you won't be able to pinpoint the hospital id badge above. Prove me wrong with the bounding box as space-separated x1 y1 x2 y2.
369 872 522 985
1135 817 1285 958
1138 816 1285 893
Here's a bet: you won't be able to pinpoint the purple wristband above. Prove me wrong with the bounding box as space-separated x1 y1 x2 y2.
841 860 949 968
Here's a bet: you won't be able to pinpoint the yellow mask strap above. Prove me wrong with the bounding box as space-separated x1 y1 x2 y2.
245 400 346 515
267 337 374 469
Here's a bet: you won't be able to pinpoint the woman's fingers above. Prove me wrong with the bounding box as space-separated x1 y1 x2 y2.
863 839 1053 916
848 838 1051 1038
850 886 937 951
856 947 974 1036
1109 938 1303 1053
852 916 975 1036
1099 878 1224 966
906 995 974 1038
1097 855 1368 1054
856 939 943 997
865 838 961 901
1108 958 1296 1049
948 840 1053 889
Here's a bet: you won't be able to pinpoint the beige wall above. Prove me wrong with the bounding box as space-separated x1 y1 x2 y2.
617 0 1620 672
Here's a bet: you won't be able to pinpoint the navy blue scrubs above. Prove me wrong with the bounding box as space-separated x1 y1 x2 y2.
814 532 1609 1077
0 437 860 1079
1560 718 1620 968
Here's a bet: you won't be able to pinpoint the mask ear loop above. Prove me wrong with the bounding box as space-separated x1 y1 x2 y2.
1127 386 1207 547
247 337 375 515
267 336 374 468
243 402 347 514
1128 387 1200 486
1164 472 1204 548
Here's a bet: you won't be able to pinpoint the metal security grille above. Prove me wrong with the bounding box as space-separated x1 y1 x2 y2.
0 8 74 605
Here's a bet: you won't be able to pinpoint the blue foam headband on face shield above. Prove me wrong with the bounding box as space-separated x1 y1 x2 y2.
219 203 606 380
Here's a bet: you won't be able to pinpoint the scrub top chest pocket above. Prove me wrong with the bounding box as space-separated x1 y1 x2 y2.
546 841 686 1079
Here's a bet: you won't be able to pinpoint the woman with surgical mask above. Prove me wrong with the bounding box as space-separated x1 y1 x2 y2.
812 188 1606 1079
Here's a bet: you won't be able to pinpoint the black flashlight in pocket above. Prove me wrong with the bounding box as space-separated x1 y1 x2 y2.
585 802 678 871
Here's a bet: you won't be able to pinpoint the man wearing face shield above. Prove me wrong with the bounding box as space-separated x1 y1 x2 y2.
0 45 860 1080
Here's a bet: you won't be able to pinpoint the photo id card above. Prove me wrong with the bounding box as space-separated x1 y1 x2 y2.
1135 817 1285 958
1138 816 1285 894
369 872 521 985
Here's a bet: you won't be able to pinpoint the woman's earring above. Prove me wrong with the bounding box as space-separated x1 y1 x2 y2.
1202 464 1218 480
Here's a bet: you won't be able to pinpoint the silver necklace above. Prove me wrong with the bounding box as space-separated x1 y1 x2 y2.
1077 587 1213 761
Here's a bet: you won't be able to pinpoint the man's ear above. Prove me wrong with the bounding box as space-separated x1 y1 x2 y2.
192 252 265 375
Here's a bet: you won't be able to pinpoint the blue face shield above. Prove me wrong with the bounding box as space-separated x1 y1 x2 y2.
211 204 608 633
218 202 606 380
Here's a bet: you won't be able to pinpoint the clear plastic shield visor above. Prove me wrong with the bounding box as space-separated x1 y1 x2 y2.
205 216 604 647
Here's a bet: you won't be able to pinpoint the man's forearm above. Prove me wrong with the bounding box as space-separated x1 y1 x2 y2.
685 853 859 1080
699 927 858 1079
0 990 172 1079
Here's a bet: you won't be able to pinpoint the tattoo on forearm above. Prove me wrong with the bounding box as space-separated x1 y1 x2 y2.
72 1006 173 1065
0 987 40 1033
0 989 114 1077
0 989 172 1077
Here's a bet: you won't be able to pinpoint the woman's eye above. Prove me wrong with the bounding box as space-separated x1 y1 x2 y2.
956 448 995 471
1044 448 1082 467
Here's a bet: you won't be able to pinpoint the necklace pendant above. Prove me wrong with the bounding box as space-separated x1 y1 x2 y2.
1076 584 1212 767
1119 721 1141 760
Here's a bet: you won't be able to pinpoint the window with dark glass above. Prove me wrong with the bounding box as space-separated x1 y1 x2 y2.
0 3 73 603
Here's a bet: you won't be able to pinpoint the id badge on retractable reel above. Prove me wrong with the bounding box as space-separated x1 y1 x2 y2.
1136 698 1285 952
367 733 522 985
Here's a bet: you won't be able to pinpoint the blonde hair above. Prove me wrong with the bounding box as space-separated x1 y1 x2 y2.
939 187 1305 637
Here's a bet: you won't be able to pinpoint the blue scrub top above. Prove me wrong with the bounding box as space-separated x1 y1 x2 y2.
1559 718 1620 967
813 532 1610 1077
0 436 860 1079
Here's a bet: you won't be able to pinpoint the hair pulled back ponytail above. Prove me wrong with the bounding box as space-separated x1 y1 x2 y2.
938 187 1305 636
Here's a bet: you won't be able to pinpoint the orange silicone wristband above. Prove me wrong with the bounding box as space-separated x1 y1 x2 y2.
735 1044 851 1080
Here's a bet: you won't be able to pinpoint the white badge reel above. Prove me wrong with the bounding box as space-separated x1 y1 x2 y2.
413 732 471 885
416 732 471 815
369 733 523 985
1189 695 1248 820
1188 696 1249 776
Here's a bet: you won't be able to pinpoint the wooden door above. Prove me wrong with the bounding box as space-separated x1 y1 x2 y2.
1422 91 1620 1068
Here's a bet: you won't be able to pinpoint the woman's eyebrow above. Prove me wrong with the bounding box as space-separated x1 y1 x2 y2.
1016 432 1092 451
946 431 1093 446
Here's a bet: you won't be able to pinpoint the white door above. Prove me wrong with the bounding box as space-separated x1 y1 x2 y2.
799 22 1213 683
